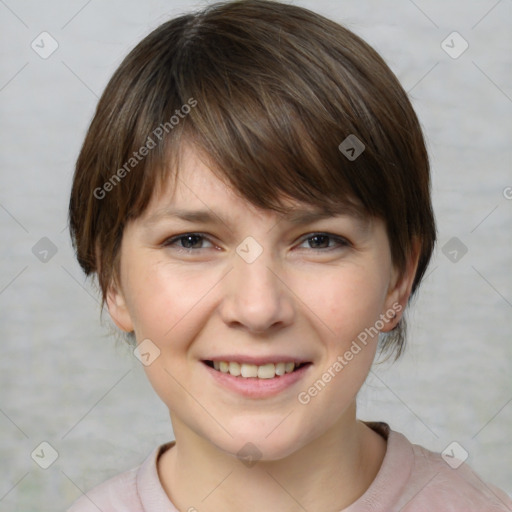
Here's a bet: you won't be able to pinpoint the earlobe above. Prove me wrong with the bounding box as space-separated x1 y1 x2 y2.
381 240 421 332
106 281 134 333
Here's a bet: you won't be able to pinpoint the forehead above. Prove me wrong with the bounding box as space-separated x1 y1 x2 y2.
141 146 370 229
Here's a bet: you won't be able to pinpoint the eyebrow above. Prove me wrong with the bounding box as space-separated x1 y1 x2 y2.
143 206 368 229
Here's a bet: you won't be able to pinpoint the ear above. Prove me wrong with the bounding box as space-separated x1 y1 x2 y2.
106 279 134 333
381 239 421 332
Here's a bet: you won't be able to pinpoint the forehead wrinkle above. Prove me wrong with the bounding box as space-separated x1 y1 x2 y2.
142 203 371 234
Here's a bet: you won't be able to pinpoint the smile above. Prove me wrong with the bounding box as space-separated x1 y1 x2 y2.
205 360 308 379
202 357 313 398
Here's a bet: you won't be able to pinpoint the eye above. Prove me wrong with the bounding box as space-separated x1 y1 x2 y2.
163 233 215 251
297 233 350 250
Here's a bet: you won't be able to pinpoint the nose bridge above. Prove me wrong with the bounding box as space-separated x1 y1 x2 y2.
220 241 294 332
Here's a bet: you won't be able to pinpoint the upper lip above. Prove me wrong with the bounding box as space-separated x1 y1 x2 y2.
204 355 311 365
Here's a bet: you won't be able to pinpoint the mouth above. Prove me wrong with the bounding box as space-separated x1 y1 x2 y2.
202 358 313 398
203 360 311 379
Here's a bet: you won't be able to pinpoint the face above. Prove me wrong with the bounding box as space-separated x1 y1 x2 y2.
107 146 414 461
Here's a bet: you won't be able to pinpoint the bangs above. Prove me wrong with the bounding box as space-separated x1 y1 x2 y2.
124 6 404 226
148 104 371 223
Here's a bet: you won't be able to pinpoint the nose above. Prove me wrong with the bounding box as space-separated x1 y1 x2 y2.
219 249 295 334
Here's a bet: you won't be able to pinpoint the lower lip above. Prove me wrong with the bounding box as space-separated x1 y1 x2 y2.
203 362 312 399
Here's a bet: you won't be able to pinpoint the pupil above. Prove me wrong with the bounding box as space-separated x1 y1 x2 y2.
310 235 328 248
183 235 201 248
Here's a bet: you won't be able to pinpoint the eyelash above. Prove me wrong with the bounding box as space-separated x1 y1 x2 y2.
162 232 350 252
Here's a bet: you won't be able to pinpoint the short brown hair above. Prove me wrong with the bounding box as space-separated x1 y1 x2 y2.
69 0 436 357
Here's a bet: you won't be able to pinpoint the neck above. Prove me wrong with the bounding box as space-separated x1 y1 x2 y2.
158 404 387 512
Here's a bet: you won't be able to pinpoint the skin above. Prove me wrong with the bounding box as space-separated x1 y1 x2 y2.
107 145 419 511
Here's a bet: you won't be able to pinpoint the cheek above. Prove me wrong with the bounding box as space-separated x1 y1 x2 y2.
291 265 390 423
123 259 220 343
124 261 221 415
122 260 227 404
295 263 390 345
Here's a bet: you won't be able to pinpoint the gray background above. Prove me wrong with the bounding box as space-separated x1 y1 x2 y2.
1 0 511 510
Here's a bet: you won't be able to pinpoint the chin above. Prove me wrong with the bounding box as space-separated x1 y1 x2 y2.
217 436 300 464
208 417 309 464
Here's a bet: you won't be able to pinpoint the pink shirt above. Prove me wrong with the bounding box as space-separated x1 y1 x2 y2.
68 423 512 511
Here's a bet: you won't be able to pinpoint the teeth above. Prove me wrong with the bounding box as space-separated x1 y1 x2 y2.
275 362 286 376
241 364 258 378
229 361 241 376
211 361 299 378
257 363 275 379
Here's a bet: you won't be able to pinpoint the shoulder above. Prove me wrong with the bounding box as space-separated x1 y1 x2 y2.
393 431 512 511
353 423 511 512
66 443 176 512
67 465 141 512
